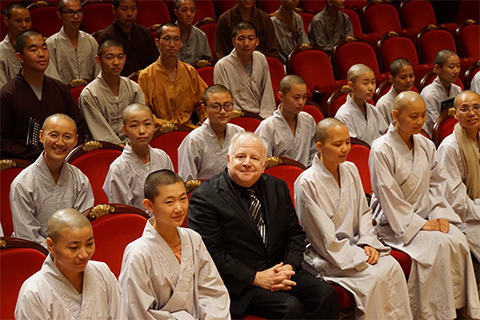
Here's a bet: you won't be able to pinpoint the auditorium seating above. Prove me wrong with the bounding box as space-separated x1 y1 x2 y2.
432 108 458 147
264 156 306 206
229 110 263 132
400 0 457 35
464 60 480 90
298 12 314 35
340 8 381 50
196 21 216 60
298 0 325 14
418 69 465 92
196 65 215 86
192 0 216 24
28 4 62 38
456 20 480 60
136 0 170 30
347 138 372 194
266 56 285 105
81 2 114 36
150 124 192 172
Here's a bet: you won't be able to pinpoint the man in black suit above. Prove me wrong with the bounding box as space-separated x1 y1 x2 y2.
188 131 339 319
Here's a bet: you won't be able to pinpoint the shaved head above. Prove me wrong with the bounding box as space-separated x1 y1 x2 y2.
279 75 306 95
122 103 153 125
47 208 91 243
347 64 373 83
42 113 77 132
315 118 347 143
394 91 424 113
454 90 480 109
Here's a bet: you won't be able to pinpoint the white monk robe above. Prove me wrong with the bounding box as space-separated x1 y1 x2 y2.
335 94 387 145
421 76 462 136
214 49 275 119
15 255 127 319
79 72 145 145
178 118 244 181
10 152 94 248
103 144 174 212
369 124 480 320
294 156 411 320
119 220 231 320
438 132 480 260
376 85 397 125
46 27 100 84
255 108 316 167
471 71 480 95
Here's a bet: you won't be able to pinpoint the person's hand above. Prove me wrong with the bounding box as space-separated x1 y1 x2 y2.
364 246 379 265
422 218 450 233
253 262 296 292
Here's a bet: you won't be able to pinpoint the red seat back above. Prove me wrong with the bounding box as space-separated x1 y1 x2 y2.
333 39 381 80
298 12 314 35
90 213 147 278
346 140 372 194
197 22 217 59
400 0 436 30
418 28 456 64
265 165 305 206
302 104 324 124
70 85 86 106
193 0 216 23
257 0 281 14
266 56 285 105
0 168 24 237
288 47 336 91
136 0 170 29
81 3 115 34
229 116 262 133
341 8 364 37
432 110 458 147
299 0 325 14
363 2 402 34
457 23 480 60
377 34 420 73
30 6 62 37
150 130 191 172
196 65 214 86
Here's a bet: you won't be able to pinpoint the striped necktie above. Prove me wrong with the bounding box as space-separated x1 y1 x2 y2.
246 188 266 244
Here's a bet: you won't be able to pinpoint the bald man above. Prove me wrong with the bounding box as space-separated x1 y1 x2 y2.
10 114 94 248
103 104 173 212
369 91 480 319
15 208 126 319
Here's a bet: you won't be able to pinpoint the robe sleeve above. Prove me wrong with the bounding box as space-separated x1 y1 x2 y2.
72 171 94 212
369 144 426 244
258 59 276 119
438 141 480 222
295 177 370 271
177 134 201 181
213 62 229 89
79 88 123 145
104 266 128 319
103 164 134 207
15 285 53 320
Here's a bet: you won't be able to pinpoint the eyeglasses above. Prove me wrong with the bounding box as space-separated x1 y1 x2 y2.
457 105 480 114
45 132 75 143
206 103 234 113
160 36 182 44
60 9 83 17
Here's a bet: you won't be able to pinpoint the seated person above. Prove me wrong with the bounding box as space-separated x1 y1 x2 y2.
139 23 208 129
308 0 353 57
438 90 480 264
214 0 279 60
178 84 244 181
0 29 87 161
15 208 126 319
294 118 411 319
376 58 415 125
119 169 231 319
421 48 462 136
188 132 339 319
335 64 387 145
175 0 212 65
103 104 173 212
214 21 275 119
270 0 309 64
369 91 480 319
255 75 316 167
470 70 480 96
80 40 144 146
10 114 94 248
97 0 159 77
46 0 100 84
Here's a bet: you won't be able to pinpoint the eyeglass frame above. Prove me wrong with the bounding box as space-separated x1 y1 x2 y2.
159 36 183 44
205 103 234 113
59 9 84 17
456 105 480 114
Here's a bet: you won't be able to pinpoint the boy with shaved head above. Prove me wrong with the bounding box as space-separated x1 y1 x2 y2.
369 91 480 319
103 104 173 212
335 63 387 145
10 114 94 248
15 208 126 319
294 118 411 319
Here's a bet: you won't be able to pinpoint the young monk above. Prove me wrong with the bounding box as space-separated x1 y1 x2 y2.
335 64 388 145
15 208 126 319
421 48 462 135
10 114 94 248
376 58 416 125
103 104 173 212
294 118 411 319
438 90 480 263
178 84 244 181
255 75 316 167
369 91 480 320
119 169 231 319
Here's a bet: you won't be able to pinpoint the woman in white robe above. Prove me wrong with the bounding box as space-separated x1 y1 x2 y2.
294 118 411 319
369 91 480 320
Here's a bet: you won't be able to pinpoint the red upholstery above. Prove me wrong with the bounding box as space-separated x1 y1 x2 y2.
419 71 465 93
0 14 7 40
136 0 170 29
374 78 418 103
457 22 480 60
192 0 216 23
81 3 114 35
242 316 267 320
417 27 457 64
70 84 86 106
330 283 356 310
390 249 412 276
346 139 372 194
432 109 458 147
299 0 325 14
302 104 324 124
150 129 191 172
257 0 281 14
196 65 214 86
89 213 147 277
340 8 382 50
0 237 48 320
0 1 16 12
214 0 237 15
456 0 480 26
29 6 62 38
265 157 306 206
326 86 350 118
266 56 285 105
465 60 480 90
66 142 123 204
197 22 216 59
400 0 457 34
345 0 367 11
298 12 314 35
229 116 262 133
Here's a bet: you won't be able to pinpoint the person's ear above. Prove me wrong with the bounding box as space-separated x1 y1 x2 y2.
453 108 458 120
39 130 45 144
122 124 128 137
94 54 101 66
143 199 154 214
15 52 24 64
433 64 440 75
316 141 322 152
388 74 394 84
392 109 399 121
46 237 54 255
277 91 284 103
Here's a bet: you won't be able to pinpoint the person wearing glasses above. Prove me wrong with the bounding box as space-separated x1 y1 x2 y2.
438 90 480 271
138 23 208 129
178 84 244 181
255 75 316 167
46 0 99 85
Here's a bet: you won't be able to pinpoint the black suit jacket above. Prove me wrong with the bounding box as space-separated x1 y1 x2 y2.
188 169 306 315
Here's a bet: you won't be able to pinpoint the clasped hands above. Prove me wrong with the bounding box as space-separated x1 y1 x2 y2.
422 218 450 233
254 262 296 292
